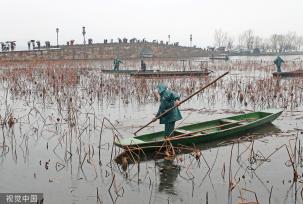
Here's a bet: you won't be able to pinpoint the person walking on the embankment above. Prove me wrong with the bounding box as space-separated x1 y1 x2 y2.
153 83 182 137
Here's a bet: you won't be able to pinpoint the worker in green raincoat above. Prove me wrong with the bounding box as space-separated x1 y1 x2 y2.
141 59 147 72
153 83 182 137
274 56 284 72
113 57 123 71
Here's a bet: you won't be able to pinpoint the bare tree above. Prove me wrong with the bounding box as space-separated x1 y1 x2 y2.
214 29 227 48
261 38 271 51
277 34 286 53
296 36 303 51
285 32 297 51
241 30 254 50
253 36 262 49
237 34 245 50
270 34 279 52
226 36 234 50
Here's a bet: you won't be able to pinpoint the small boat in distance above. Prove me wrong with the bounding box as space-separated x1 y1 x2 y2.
101 69 210 77
130 70 210 77
209 54 229 60
101 69 153 74
273 70 303 77
114 109 283 152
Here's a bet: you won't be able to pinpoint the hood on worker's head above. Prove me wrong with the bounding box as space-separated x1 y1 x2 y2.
157 83 167 94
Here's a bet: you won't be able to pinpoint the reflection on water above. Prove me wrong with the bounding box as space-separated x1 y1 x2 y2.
157 159 181 195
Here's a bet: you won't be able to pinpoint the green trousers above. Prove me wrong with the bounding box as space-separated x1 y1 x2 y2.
113 64 119 71
164 121 175 136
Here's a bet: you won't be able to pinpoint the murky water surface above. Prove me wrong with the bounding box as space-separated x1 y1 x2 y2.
1 56 303 204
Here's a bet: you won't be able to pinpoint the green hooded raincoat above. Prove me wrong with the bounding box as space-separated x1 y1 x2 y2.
156 84 182 124
274 56 284 72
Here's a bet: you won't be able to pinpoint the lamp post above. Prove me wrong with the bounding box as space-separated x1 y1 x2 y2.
190 34 192 47
168 34 170 44
82 26 86 45
56 28 59 47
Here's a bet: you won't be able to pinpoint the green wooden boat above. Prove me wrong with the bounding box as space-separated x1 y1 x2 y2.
114 109 283 151
130 70 210 77
101 69 153 74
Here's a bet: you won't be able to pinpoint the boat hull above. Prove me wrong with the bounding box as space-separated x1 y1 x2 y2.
130 71 210 77
101 69 153 74
209 57 229 60
273 70 303 77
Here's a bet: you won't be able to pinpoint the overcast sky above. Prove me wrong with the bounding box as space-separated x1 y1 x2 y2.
1 0 302 49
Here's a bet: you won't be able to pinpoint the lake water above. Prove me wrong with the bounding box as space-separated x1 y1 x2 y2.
0 56 303 204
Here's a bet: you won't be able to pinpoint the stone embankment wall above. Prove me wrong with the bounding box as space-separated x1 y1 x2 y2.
0 43 212 62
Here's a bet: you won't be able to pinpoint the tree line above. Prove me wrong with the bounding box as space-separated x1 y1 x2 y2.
213 29 303 52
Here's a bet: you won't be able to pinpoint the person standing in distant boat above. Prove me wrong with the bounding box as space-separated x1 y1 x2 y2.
113 57 123 71
274 56 285 72
140 59 146 72
152 83 182 137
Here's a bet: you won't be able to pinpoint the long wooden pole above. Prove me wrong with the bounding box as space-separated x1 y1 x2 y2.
134 71 229 135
